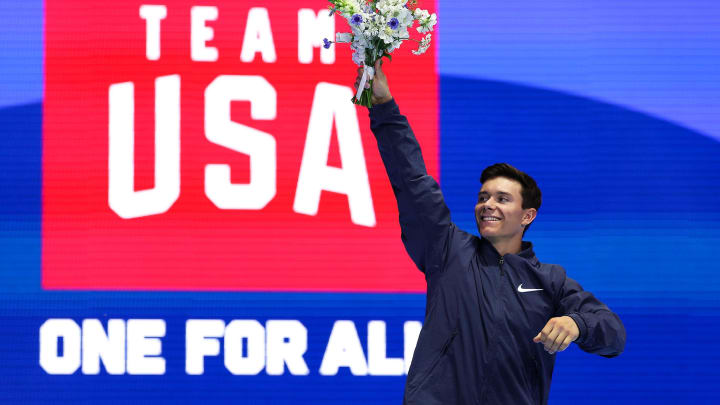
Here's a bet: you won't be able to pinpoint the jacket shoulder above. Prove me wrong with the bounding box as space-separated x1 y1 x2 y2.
433 224 479 274
538 262 566 274
533 262 569 302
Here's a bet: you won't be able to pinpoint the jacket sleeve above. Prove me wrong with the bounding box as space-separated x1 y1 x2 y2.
369 99 452 274
554 268 627 358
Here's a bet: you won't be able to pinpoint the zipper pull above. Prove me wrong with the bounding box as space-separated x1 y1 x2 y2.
499 257 505 276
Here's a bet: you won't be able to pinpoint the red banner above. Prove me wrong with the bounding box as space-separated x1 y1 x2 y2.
43 0 438 292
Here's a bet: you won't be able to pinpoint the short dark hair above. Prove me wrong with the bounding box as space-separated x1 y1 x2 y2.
480 163 542 235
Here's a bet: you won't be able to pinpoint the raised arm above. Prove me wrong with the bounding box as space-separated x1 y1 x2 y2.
357 61 452 274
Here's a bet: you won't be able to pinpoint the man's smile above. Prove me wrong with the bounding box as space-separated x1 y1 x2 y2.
480 216 502 222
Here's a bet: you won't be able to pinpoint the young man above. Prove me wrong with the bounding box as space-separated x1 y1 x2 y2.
356 61 626 405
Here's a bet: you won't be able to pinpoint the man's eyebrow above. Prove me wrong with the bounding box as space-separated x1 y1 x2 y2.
478 191 512 196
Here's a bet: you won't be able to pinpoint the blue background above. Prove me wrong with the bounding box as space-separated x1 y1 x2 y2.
2 1 719 403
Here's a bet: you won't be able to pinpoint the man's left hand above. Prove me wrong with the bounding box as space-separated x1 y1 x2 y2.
533 316 580 354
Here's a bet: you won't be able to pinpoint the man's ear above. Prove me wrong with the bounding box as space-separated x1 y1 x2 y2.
522 208 537 226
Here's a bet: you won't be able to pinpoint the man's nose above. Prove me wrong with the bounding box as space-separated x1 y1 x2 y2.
481 200 496 211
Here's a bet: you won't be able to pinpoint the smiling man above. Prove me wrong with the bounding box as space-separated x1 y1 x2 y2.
476 169 540 256
356 61 626 405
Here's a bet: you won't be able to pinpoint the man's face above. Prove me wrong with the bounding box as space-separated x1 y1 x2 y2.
475 177 535 242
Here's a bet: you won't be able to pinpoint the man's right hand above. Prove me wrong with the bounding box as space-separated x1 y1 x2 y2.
354 59 393 106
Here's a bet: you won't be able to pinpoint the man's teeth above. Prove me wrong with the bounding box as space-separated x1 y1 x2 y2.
482 217 501 221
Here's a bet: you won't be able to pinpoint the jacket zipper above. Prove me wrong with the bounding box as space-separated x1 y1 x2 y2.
483 256 506 403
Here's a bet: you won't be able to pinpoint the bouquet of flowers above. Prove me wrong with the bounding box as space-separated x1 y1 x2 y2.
323 0 437 107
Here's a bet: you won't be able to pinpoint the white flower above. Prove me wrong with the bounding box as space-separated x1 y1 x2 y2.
397 8 414 29
362 17 380 37
377 0 405 13
352 49 365 65
351 42 367 65
412 33 432 55
335 32 353 43
378 25 395 44
413 8 429 20
353 33 371 49
376 4 398 16
396 27 410 41
387 39 403 53
333 0 362 16
365 25 378 37
415 9 437 33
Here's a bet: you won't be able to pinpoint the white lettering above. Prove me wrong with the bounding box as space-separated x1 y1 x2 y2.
108 75 181 219
191 6 219 62
39 319 81 375
266 320 309 376
185 319 224 375
126 319 166 375
204 75 277 209
224 320 265 375
403 321 422 374
40 319 167 375
81 319 126 375
319 320 368 376
294 83 376 227
241 8 276 63
368 320 403 375
297 9 335 64
139 5 167 61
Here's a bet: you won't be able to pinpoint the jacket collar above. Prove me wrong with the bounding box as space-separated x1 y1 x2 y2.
478 237 539 266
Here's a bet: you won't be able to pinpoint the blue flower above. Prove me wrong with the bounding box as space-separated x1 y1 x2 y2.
323 38 332 49
387 17 399 30
351 13 363 26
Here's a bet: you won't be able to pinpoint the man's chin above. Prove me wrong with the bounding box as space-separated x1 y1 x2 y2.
478 229 498 239
478 223 499 234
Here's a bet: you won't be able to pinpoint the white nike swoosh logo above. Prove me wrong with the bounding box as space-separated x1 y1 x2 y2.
517 283 543 293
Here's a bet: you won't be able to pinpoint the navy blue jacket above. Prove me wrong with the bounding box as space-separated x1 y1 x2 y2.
369 99 626 405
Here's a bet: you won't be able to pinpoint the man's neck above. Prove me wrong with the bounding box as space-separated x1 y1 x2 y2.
488 236 523 257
